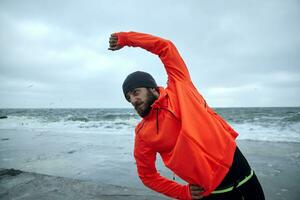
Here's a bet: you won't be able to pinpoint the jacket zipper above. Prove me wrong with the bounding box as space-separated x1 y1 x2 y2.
155 108 159 134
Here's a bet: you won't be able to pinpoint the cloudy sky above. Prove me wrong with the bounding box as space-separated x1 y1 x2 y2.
0 0 299 108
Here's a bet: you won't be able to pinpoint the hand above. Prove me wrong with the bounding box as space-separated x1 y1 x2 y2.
108 33 123 51
189 185 204 200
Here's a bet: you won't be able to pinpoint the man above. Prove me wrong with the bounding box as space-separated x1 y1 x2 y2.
108 32 265 200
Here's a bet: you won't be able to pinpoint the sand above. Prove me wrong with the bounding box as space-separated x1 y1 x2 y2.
0 129 299 199
0 169 166 200
237 140 300 200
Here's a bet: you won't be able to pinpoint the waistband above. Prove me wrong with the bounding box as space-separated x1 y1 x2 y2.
211 169 254 194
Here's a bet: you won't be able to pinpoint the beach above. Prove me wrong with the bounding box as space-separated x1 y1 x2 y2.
0 169 166 200
0 128 300 200
237 140 300 200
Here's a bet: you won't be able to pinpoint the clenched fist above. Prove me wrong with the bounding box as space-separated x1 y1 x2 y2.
108 33 123 51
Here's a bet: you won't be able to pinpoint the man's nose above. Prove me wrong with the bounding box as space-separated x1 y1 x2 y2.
130 96 138 105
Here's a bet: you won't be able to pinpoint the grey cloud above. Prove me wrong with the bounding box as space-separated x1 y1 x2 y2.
0 0 299 107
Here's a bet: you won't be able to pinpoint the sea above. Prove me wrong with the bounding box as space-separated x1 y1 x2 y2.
0 107 300 143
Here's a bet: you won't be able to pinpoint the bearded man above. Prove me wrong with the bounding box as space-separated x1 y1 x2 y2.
108 31 265 200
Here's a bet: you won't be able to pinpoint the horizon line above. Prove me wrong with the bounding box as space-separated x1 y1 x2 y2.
1 106 299 109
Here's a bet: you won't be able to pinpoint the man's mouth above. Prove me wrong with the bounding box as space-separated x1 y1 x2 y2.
135 103 144 110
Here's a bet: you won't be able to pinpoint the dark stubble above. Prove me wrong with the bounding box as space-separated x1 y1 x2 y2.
135 89 158 118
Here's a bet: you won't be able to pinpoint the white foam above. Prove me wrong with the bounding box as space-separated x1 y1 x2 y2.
0 115 137 135
1 111 299 142
232 122 300 143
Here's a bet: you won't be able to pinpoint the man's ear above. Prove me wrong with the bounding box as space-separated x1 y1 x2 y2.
149 88 157 93
150 88 159 97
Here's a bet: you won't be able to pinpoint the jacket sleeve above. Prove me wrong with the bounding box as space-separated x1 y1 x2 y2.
134 135 191 200
116 31 191 82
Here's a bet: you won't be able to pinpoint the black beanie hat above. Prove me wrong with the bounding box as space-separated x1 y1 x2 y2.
122 71 157 100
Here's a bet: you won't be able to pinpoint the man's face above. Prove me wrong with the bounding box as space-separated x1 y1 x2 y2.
126 87 158 117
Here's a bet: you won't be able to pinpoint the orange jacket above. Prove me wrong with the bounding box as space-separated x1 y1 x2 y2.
116 32 238 199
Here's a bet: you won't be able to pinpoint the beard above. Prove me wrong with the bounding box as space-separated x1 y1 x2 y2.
134 89 158 118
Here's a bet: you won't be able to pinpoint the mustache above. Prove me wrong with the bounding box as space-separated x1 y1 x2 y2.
134 102 144 109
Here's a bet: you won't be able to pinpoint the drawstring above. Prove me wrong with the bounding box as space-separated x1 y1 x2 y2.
155 108 159 134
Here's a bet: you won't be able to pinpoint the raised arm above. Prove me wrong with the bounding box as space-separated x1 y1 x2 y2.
108 31 191 83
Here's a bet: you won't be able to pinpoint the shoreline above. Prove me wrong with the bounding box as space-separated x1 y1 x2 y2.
1 129 300 199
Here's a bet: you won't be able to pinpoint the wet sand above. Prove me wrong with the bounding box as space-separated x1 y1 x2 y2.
0 129 299 199
0 169 167 200
237 140 300 200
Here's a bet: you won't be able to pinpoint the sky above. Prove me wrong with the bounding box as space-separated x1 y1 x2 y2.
0 0 299 108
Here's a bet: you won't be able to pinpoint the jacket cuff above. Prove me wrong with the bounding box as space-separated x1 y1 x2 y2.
116 32 127 47
185 184 192 200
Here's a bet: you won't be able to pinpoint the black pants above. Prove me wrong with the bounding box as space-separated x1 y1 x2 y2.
203 147 265 200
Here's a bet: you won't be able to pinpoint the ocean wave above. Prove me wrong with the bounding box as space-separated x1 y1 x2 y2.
67 117 89 122
232 121 300 143
0 108 299 142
